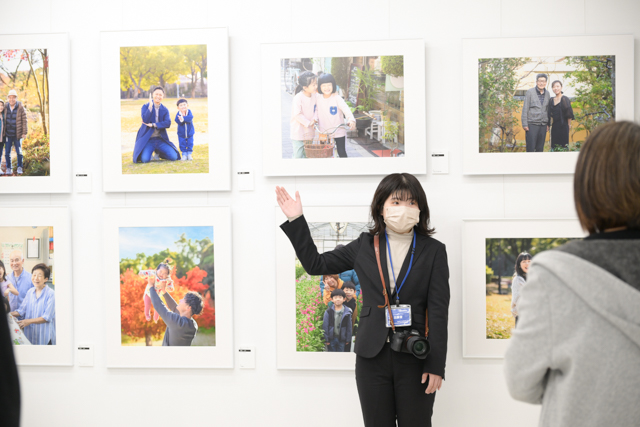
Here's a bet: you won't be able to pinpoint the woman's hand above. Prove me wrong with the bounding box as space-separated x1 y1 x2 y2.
17 319 31 329
422 373 443 394
275 186 303 219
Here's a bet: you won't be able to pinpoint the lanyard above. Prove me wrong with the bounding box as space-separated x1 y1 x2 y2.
385 230 416 304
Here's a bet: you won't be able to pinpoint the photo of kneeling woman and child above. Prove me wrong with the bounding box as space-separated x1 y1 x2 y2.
295 222 366 352
118 226 216 346
1 226 56 346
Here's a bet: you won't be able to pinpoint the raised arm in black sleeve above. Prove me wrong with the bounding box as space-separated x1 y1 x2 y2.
280 215 360 275
423 245 450 379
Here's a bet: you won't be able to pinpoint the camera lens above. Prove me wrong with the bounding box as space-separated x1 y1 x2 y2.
405 336 429 358
412 340 428 356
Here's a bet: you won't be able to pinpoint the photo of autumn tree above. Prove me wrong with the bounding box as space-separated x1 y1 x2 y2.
119 226 215 346
485 237 576 339
478 55 615 153
0 49 50 176
120 44 208 175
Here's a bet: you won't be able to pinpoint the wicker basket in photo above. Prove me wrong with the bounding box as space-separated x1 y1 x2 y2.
303 134 335 158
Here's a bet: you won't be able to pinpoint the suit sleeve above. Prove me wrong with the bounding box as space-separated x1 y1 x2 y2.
423 245 450 378
280 215 359 276
504 264 554 404
0 290 21 427
149 287 188 328
322 310 329 342
346 312 353 343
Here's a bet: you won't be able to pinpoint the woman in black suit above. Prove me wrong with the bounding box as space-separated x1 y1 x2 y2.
548 80 575 150
276 173 450 427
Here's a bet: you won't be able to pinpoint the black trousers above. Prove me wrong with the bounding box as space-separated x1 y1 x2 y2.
525 124 547 152
335 136 348 158
356 343 436 427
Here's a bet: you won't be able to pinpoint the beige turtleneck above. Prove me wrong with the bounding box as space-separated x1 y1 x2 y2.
385 228 414 296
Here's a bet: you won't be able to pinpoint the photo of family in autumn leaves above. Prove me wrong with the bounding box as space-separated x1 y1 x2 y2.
485 237 575 339
120 44 208 175
0 49 50 177
119 226 215 347
296 222 367 352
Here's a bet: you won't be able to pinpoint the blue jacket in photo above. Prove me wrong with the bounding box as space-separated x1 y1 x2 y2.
175 110 195 139
323 304 353 343
133 103 181 163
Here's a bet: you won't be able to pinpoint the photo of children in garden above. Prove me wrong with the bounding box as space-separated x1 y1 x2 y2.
2 226 56 346
281 55 405 159
485 237 575 339
119 226 215 346
0 49 50 177
296 222 367 352
479 55 615 153
120 44 208 174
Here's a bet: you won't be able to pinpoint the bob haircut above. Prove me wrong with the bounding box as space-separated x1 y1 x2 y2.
31 263 51 280
317 73 337 94
514 252 532 279
574 121 640 234
369 173 435 236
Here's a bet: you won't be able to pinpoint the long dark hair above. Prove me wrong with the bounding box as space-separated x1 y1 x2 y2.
369 173 435 236
514 252 532 280
0 260 6 282
294 71 317 95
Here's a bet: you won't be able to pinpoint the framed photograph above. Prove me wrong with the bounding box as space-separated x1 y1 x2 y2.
0 33 71 193
276 206 370 370
1 207 72 365
462 219 586 358
103 207 233 368
262 39 426 176
462 35 634 174
101 28 230 192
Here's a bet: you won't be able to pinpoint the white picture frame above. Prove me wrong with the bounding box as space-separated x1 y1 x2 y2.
0 33 71 193
462 219 586 358
462 34 634 175
262 39 426 177
100 28 230 192
103 206 233 368
275 205 370 370
1 206 73 366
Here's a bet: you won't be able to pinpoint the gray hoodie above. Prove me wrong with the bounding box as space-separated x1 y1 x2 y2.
504 250 640 427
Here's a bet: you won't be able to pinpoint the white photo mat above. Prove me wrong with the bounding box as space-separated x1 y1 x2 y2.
103 207 233 368
101 28 230 192
462 219 586 358
262 39 426 177
462 35 634 175
1 206 73 366
275 206 370 370
0 33 71 193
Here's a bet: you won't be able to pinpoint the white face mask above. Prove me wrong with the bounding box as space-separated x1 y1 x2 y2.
384 206 420 234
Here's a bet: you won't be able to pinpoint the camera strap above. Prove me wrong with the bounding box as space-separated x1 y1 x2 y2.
375 234 430 339
374 234 395 332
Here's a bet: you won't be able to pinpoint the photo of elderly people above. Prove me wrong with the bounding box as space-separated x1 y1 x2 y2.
485 237 576 339
296 222 365 352
118 226 215 346
120 44 208 174
0 49 50 177
281 55 405 159
1 226 56 345
478 55 615 153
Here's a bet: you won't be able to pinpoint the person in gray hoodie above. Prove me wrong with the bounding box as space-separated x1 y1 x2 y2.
504 120 640 427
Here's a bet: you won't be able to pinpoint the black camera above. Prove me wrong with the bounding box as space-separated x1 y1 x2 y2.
390 329 430 359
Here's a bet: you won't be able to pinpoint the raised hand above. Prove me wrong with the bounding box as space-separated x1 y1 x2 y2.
275 186 303 219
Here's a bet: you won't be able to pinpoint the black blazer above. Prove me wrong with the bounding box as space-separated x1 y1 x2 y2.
281 216 450 377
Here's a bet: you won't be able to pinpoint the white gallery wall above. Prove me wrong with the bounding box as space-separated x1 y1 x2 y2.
3 0 640 425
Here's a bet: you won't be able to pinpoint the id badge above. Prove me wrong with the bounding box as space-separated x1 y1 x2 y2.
385 304 412 328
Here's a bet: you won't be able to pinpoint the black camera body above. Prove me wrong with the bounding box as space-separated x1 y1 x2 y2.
389 329 430 359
